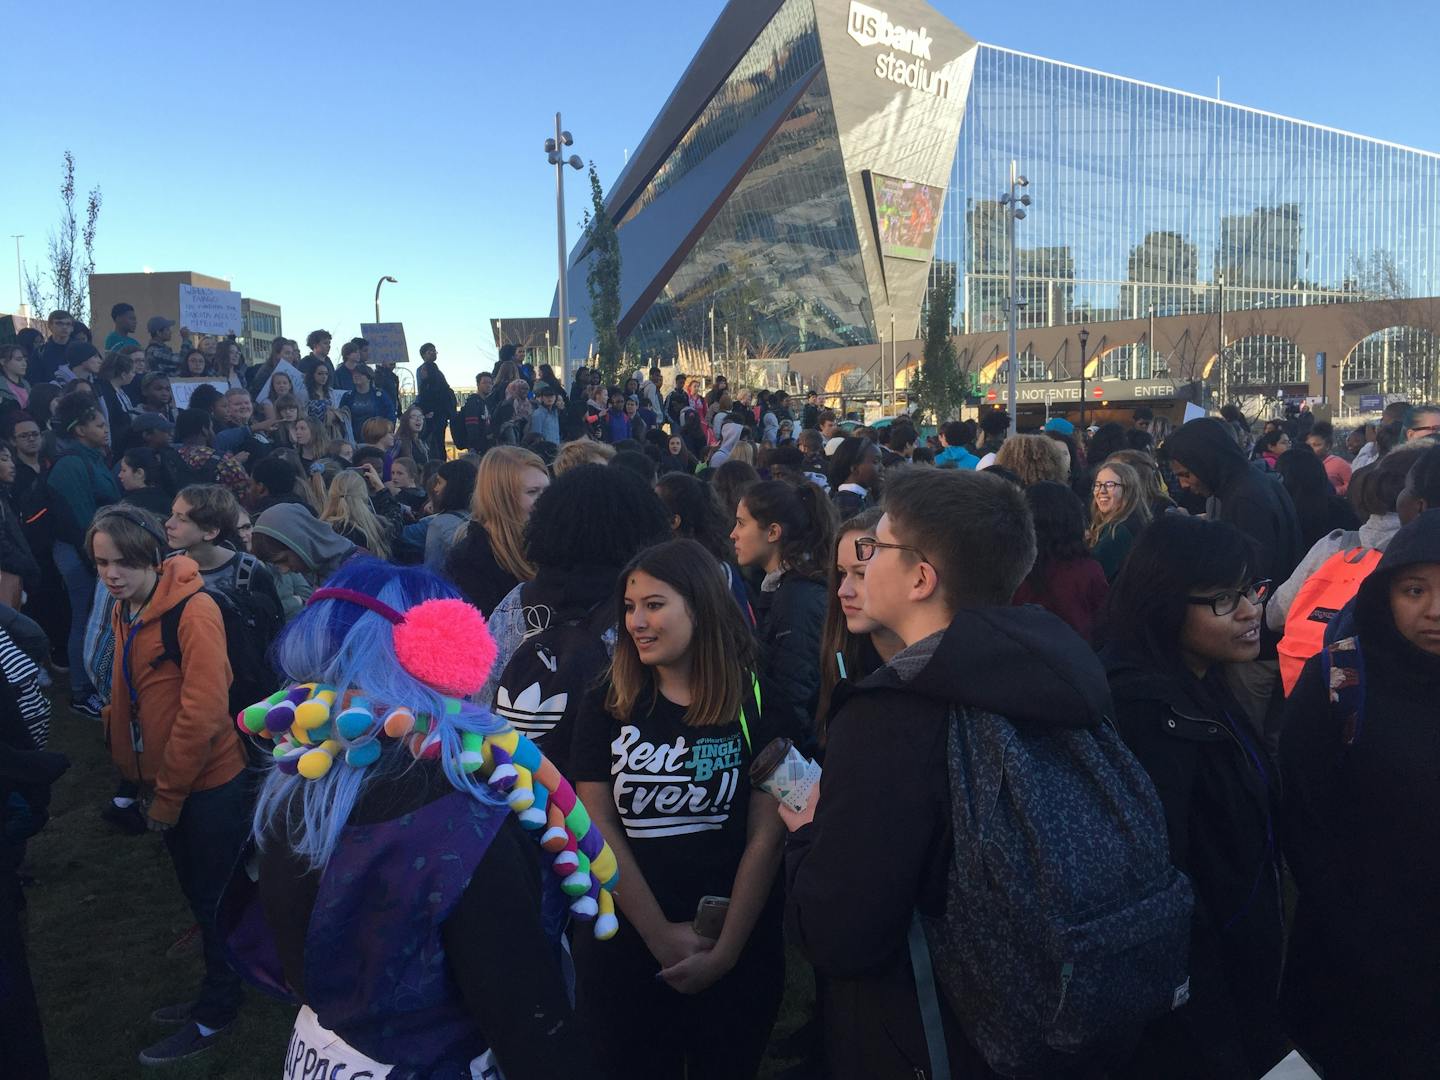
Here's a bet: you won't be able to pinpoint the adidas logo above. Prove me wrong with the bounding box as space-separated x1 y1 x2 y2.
495 682 568 737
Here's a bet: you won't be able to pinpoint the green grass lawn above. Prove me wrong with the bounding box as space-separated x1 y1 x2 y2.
24 701 811 1078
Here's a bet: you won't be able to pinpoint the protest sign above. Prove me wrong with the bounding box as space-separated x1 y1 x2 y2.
178 285 243 336
171 378 230 410
360 323 409 366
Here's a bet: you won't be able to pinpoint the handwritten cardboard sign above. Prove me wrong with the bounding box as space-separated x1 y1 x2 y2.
178 285 243 336
360 322 409 367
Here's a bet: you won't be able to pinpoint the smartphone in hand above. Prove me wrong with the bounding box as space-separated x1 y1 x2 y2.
692 895 730 940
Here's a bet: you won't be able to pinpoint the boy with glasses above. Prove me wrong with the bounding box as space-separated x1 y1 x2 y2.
781 468 1119 1078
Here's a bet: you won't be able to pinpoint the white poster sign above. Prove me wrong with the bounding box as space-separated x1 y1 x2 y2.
178 285 243 336
171 378 230 410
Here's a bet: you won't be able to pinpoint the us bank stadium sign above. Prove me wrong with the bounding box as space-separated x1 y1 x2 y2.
847 1 953 99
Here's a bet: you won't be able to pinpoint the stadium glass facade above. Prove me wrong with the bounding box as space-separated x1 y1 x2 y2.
943 46 1440 388
563 0 1439 396
622 0 875 359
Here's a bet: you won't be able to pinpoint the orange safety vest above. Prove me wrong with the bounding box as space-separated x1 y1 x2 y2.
1278 547 1383 695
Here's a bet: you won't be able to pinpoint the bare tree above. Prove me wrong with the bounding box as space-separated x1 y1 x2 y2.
25 151 102 326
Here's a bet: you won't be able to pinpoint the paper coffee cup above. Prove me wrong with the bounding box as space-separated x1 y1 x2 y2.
750 737 822 813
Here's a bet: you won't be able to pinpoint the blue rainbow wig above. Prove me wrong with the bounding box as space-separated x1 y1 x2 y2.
251 558 508 870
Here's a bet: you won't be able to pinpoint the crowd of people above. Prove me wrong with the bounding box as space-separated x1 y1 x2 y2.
3 302 1439 1079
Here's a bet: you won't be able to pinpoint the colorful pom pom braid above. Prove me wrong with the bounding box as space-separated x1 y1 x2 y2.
237 684 620 940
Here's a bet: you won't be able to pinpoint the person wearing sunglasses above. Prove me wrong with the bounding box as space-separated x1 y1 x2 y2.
1098 514 1285 1080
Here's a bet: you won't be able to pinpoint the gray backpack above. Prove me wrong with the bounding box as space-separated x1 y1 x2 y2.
924 707 1193 1076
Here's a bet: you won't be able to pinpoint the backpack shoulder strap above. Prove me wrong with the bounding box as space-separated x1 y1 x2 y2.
908 913 951 1080
1323 635 1366 747
151 593 196 671
233 552 258 593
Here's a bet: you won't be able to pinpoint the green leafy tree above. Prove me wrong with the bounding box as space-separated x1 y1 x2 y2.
582 162 622 387
25 151 102 325
910 267 967 424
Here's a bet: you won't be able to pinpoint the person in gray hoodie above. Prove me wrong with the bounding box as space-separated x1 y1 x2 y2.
248 503 356 614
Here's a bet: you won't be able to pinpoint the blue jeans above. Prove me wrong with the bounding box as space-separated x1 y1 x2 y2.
51 541 95 698
162 773 254 1028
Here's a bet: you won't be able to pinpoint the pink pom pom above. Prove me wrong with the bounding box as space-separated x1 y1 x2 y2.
392 598 496 695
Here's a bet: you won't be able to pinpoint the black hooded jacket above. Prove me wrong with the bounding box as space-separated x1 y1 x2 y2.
785 605 1112 1079
1164 419 1304 589
751 571 828 750
1102 650 1285 1079
1279 510 1440 1078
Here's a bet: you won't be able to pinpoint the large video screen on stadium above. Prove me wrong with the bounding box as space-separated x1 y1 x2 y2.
866 172 944 261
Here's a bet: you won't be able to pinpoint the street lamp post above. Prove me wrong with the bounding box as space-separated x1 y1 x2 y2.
998 161 1031 436
1078 327 1091 430
1147 303 1157 378
374 275 397 324
708 305 716 380
545 114 585 387
1217 272 1227 407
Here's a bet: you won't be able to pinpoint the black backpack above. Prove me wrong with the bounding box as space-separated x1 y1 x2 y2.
926 706 1193 1075
152 554 285 724
492 594 613 774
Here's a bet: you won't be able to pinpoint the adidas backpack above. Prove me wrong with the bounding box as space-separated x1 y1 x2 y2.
926 706 1194 1076
1278 546 1383 695
492 593 614 774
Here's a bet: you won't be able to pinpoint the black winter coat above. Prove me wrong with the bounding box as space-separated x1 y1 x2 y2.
1279 510 1440 1078
453 394 493 452
750 572 826 749
786 605 1115 1080
1103 651 1286 1079
445 523 521 618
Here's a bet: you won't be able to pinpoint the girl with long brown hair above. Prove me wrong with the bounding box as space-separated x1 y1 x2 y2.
815 507 903 736
444 446 548 615
570 538 787 1080
731 479 837 746
1088 458 1152 581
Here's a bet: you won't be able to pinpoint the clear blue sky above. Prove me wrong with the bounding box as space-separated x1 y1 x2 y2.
7 0 1437 380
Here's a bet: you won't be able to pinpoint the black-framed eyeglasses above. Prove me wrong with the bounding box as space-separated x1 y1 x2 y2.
855 536 928 563
1186 579 1272 617
1092 480 1124 493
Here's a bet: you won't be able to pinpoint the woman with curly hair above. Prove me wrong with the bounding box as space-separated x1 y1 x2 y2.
994 433 1070 487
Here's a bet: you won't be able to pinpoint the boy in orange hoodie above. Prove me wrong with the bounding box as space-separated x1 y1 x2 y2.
89 506 251 1066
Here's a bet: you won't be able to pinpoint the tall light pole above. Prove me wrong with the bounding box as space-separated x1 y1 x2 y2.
1216 271 1227 407
1147 302 1157 378
998 161 1030 435
545 114 584 386
708 304 716 379
889 312 896 414
9 235 21 313
1078 327 1091 430
374 275 397 324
